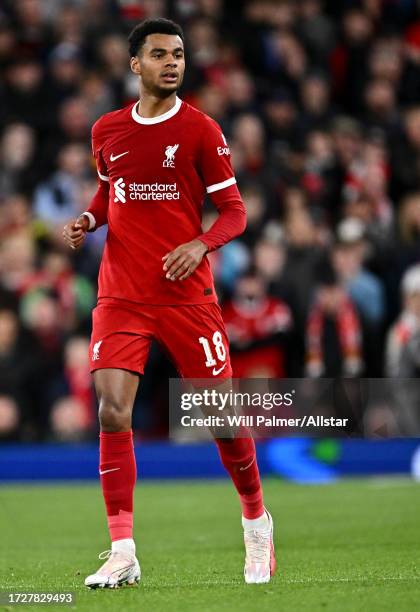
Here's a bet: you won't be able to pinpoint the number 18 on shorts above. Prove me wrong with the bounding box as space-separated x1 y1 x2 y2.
89 301 232 380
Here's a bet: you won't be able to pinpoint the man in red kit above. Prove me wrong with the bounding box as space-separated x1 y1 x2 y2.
63 18 275 589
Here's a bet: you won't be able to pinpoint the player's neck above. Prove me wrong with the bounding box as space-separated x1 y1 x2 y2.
136 92 178 119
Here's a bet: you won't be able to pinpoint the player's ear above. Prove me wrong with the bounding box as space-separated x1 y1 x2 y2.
130 56 141 76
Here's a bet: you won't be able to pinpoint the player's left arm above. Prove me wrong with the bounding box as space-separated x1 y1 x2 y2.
162 120 246 281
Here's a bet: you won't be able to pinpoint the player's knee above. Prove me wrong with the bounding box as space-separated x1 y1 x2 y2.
98 396 131 431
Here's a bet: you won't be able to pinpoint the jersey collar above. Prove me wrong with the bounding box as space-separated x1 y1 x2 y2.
131 96 182 125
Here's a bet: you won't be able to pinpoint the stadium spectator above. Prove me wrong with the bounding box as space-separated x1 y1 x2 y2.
394 192 420 270
231 113 266 176
332 218 385 326
50 395 93 441
34 143 92 227
0 58 49 131
386 264 420 434
0 305 43 439
48 335 95 440
299 72 333 138
391 107 420 199
281 208 325 329
363 78 400 138
254 237 287 290
386 264 420 377
0 194 32 239
0 231 36 294
305 261 363 378
0 122 37 197
332 217 386 375
223 270 293 377
0 395 20 440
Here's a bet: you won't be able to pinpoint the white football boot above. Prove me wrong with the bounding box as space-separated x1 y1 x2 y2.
84 550 141 589
243 508 276 584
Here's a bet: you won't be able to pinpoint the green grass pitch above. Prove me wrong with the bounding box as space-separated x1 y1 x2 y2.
0 478 419 611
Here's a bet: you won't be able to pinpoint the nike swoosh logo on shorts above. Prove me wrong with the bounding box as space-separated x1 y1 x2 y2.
239 457 255 471
110 151 129 162
99 467 121 475
212 363 227 376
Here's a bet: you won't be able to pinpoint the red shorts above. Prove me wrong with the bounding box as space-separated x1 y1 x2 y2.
89 298 232 379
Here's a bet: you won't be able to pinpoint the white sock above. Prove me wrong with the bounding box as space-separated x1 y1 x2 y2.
242 510 270 531
112 538 136 556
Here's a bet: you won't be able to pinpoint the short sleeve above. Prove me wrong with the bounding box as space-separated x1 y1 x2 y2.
197 118 236 195
92 121 109 183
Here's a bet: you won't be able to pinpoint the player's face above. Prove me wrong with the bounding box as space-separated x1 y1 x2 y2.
131 33 185 97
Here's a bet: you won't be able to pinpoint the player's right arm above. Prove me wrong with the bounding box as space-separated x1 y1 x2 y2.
62 122 110 249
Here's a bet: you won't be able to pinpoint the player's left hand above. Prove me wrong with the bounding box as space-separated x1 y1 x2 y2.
162 239 208 281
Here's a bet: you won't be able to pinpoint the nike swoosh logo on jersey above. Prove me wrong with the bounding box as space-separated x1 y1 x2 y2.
110 151 129 162
212 363 227 376
239 457 255 471
99 467 121 475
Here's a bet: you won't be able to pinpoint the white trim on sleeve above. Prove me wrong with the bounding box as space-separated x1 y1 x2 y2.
97 170 109 182
82 211 96 230
206 176 237 194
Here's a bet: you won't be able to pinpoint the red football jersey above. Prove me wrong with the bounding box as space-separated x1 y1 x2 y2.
85 97 246 305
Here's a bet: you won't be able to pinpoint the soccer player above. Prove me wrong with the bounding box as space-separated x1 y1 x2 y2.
63 18 276 588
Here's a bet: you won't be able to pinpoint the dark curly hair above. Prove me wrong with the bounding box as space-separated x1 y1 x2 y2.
128 18 184 57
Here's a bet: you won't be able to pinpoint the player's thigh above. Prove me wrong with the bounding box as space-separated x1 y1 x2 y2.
93 368 140 412
158 303 232 379
90 302 153 376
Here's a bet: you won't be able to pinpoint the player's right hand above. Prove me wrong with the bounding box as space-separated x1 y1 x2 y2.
62 215 90 250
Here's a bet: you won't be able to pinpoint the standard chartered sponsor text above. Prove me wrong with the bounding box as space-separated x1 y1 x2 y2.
129 182 180 200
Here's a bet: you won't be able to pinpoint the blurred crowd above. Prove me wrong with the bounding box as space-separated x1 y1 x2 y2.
1 0 420 441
